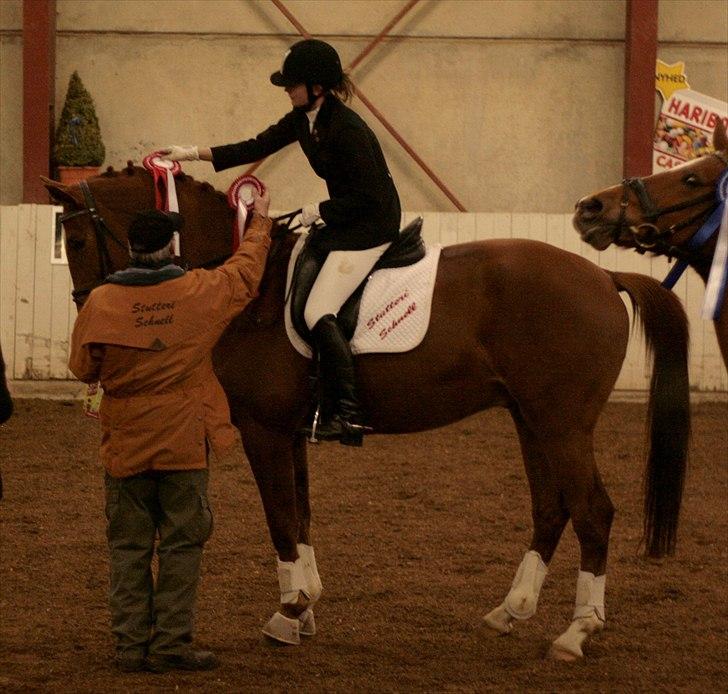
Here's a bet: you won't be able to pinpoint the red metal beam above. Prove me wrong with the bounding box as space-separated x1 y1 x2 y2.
265 0 466 211
623 0 658 178
347 0 420 73
22 0 56 203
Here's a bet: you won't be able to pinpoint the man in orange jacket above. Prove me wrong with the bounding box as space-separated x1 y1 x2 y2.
69 190 272 673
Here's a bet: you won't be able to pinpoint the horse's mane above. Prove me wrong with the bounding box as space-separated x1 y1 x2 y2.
99 162 229 207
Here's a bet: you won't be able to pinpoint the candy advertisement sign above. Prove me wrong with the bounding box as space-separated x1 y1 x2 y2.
653 88 728 173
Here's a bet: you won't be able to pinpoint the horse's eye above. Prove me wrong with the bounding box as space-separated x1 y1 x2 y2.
682 174 700 187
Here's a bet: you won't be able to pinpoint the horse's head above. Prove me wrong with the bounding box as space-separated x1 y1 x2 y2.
43 164 235 306
573 123 728 262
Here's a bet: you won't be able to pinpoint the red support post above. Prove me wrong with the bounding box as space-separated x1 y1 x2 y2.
623 0 658 178
23 0 56 203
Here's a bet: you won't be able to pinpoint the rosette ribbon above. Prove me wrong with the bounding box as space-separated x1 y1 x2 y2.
143 152 182 256
227 174 266 251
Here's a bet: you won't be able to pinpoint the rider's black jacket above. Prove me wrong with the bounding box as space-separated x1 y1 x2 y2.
211 94 401 251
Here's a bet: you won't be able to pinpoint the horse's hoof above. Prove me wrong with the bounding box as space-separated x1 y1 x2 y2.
299 608 316 637
550 613 603 661
549 643 581 662
262 611 300 645
483 603 514 635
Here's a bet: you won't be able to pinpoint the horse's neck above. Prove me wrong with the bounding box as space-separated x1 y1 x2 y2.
688 240 717 283
245 231 298 319
175 178 235 269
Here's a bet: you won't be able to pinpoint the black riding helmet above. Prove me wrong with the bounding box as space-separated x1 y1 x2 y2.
270 39 343 90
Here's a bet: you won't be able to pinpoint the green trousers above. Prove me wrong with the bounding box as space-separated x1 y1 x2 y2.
104 469 213 657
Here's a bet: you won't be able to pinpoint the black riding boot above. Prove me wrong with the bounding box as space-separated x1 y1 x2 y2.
305 314 372 447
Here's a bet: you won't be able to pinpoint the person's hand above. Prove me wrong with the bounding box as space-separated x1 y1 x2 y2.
159 145 200 162
252 187 271 218
300 203 320 227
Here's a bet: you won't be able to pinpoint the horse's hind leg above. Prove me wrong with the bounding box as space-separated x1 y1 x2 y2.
484 411 570 634
541 431 614 661
235 415 320 645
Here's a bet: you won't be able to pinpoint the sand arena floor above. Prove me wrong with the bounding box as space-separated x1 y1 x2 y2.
0 398 726 692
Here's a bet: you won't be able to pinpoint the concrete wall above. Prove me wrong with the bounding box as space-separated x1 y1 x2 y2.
1 1 726 212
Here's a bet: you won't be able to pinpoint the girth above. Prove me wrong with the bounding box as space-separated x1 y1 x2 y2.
290 217 425 344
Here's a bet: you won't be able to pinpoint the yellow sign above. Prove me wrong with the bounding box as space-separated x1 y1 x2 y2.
656 60 690 101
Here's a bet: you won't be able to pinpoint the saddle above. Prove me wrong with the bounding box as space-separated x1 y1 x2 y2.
290 217 425 345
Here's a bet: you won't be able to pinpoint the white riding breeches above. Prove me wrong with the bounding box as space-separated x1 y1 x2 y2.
304 242 391 330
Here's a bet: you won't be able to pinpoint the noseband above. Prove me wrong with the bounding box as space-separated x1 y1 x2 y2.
60 180 128 306
617 151 728 258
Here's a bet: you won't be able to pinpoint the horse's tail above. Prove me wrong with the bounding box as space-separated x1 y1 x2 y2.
608 271 690 558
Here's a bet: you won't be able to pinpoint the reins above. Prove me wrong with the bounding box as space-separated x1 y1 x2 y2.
61 180 128 306
64 179 301 311
617 152 728 262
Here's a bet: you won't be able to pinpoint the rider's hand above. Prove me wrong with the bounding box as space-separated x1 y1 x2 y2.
252 188 271 218
159 145 200 162
300 203 320 227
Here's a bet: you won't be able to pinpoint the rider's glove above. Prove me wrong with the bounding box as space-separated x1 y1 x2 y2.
160 145 200 162
300 202 320 227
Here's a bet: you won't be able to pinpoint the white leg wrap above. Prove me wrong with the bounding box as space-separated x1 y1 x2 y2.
297 543 323 604
504 550 548 620
550 572 606 660
276 556 309 605
573 571 606 621
484 550 547 634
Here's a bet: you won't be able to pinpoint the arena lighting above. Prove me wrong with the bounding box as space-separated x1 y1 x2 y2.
249 0 468 211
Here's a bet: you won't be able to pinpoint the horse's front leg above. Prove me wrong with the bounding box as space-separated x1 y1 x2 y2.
484 413 568 635
291 430 323 637
236 416 322 645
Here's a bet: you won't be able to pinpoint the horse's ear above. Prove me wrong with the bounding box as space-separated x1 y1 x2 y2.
713 122 727 153
41 176 83 207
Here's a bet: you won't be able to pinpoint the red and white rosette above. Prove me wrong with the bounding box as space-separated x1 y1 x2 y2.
227 174 266 251
143 151 183 255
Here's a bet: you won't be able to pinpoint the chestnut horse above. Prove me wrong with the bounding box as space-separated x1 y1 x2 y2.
45 165 690 660
574 122 728 369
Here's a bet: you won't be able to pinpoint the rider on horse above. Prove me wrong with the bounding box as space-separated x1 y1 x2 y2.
161 38 402 446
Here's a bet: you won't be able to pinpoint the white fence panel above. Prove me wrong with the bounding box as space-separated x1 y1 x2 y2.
0 205 19 378
0 205 725 392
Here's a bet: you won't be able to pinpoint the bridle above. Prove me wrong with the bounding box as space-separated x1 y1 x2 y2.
617 151 728 259
59 180 128 306
61 180 302 307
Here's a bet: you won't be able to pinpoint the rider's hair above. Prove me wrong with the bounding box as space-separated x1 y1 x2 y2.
329 73 354 103
129 245 174 265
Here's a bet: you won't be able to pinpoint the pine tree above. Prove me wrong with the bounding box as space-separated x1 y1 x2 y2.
53 71 105 167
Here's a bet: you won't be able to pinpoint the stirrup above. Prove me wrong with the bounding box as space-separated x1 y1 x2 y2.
313 416 372 447
301 403 322 443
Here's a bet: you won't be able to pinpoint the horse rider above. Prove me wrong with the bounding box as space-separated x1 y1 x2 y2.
161 38 402 446
68 191 272 673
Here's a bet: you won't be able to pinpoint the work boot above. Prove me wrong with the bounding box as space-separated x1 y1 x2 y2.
303 315 372 446
115 649 147 673
145 648 219 673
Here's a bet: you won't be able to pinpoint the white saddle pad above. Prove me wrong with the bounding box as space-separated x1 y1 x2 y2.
284 234 442 358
